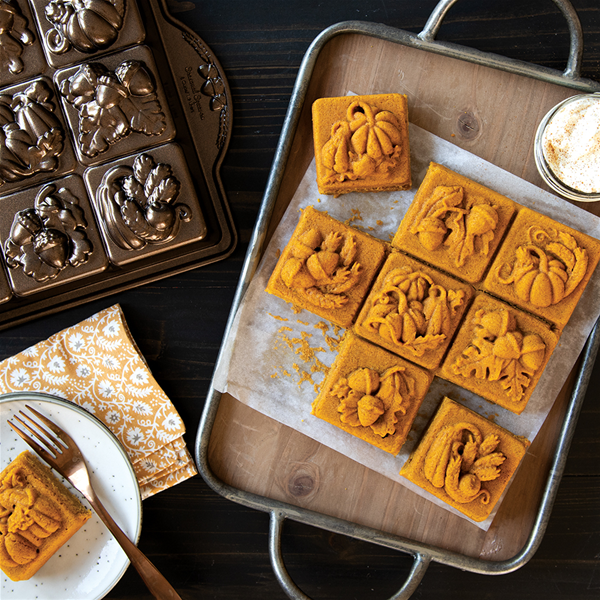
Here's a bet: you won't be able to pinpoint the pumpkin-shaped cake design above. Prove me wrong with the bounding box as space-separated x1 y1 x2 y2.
484 208 600 328
312 93 411 196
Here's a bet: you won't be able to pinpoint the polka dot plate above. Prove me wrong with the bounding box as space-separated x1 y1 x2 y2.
1 391 142 599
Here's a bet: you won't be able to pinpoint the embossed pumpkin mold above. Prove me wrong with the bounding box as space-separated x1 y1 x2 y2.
312 333 433 455
266 206 388 329
483 207 600 329
28 0 146 68
43 0 125 54
400 397 530 522
392 163 517 283
312 93 411 197
438 294 558 415
354 252 474 369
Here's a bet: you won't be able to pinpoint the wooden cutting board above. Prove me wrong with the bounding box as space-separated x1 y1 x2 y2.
207 31 598 561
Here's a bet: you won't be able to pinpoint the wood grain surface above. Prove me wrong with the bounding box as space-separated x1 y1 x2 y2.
1 0 599 598
207 20 596 564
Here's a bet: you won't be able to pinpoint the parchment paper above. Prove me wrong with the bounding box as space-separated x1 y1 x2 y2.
213 123 600 530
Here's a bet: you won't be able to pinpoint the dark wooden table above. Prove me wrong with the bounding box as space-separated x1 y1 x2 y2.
1 0 599 598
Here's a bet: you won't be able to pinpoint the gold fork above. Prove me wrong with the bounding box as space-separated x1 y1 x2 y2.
8 404 183 600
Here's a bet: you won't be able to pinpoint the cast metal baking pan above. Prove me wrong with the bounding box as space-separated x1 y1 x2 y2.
196 1 600 598
0 0 236 330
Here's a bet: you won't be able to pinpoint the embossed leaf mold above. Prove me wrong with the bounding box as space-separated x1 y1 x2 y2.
409 184 499 268
0 0 35 76
0 80 68 189
360 264 467 359
333 365 415 438
4 182 94 283
495 225 588 309
280 227 363 309
95 151 191 251
59 57 169 160
321 100 404 184
451 307 547 405
43 0 125 55
423 422 506 507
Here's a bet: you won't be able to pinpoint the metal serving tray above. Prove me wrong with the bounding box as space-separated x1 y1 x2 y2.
196 1 600 597
0 0 236 330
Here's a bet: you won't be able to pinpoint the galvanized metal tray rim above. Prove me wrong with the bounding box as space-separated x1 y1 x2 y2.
196 2 600 598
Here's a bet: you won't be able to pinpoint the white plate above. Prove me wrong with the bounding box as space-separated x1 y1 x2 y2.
1 392 142 600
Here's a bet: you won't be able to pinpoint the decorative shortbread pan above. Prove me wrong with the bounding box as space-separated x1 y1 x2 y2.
0 0 236 329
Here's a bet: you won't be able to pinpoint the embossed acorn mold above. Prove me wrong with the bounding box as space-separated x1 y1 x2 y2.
0 78 76 195
0 0 47 86
55 45 176 165
84 143 207 266
0 174 108 296
29 0 145 68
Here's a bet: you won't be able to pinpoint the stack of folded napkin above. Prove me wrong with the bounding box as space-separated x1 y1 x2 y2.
0 304 197 499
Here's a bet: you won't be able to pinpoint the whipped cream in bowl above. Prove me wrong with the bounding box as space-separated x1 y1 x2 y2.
535 93 600 202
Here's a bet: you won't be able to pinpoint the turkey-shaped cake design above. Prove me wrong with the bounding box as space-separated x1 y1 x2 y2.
43 0 125 54
4 182 93 282
280 227 362 309
95 151 191 251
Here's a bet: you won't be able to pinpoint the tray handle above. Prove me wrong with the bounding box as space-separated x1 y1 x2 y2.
418 0 583 79
269 511 431 600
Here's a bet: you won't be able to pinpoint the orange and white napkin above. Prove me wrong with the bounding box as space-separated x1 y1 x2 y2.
0 304 197 499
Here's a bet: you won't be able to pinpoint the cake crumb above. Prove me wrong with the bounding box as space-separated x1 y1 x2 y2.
269 313 289 321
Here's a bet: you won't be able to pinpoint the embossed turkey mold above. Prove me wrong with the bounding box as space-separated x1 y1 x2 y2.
29 0 145 68
84 143 206 266
55 45 176 165
0 174 108 296
0 0 47 86
0 78 76 195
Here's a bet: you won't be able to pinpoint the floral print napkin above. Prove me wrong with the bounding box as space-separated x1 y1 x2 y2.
0 304 197 499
